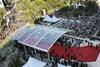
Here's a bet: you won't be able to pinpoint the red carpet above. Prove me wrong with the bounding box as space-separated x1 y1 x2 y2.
50 44 69 59
50 44 100 62
69 47 100 62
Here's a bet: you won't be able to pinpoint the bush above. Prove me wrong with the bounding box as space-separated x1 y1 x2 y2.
0 8 5 30
0 40 22 67
73 9 83 17
84 0 98 15
17 0 80 23
97 31 100 36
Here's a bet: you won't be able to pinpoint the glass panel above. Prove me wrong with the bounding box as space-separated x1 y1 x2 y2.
24 29 47 46
36 32 62 50
18 25 68 52
18 28 37 42
14 26 31 40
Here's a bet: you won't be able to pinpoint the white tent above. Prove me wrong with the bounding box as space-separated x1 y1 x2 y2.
51 15 60 22
43 15 60 23
43 15 52 22
22 57 46 67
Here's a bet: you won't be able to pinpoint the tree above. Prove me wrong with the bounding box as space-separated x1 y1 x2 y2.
2 0 15 10
0 8 5 30
84 0 98 15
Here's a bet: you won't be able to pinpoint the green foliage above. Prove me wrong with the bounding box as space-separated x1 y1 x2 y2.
0 40 21 67
17 0 81 23
0 8 5 31
73 9 83 17
97 31 100 36
84 0 98 15
70 0 99 17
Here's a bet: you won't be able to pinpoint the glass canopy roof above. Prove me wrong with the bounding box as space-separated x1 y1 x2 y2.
16 25 72 52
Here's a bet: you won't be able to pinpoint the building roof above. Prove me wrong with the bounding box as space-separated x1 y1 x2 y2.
13 24 72 52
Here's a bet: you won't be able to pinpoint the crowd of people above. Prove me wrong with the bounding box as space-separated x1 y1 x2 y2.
58 36 100 48
52 15 100 38
8 1 100 67
29 7 100 67
16 33 100 67
24 46 90 67
17 43 88 67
